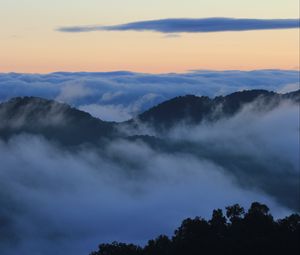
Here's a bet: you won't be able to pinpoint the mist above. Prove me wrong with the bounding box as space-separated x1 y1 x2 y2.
0 98 298 255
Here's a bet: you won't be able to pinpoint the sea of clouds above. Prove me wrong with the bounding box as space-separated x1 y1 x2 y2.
0 70 299 121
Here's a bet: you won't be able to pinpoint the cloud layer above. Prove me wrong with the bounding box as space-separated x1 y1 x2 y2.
0 70 299 121
57 18 300 33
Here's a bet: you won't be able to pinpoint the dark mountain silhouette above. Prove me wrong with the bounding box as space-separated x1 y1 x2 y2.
0 97 117 146
0 90 299 145
90 202 300 255
134 89 299 131
283 89 300 102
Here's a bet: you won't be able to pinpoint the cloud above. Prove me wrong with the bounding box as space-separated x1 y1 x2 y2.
79 104 132 122
56 82 93 103
163 33 181 38
57 18 300 34
101 91 124 102
278 83 300 93
0 70 299 121
167 101 300 209
0 136 290 255
0 97 298 254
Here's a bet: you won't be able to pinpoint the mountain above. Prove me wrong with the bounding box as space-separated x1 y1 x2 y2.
133 89 299 131
0 90 299 145
0 97 117 146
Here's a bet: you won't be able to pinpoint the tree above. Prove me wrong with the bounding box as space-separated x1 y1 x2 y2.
209 209 227 236
90 242 142 255
226 204 245 223
144 235 172 255
172 217 211 255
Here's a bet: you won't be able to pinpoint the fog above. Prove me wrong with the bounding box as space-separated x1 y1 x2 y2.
0 99 298 255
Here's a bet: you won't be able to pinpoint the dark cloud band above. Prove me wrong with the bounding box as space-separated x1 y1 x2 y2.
57 17 300 33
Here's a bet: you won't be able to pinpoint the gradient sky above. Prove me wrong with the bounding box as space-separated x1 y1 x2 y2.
0 0 299 73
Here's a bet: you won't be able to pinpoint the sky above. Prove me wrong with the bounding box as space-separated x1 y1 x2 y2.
0 0 299 73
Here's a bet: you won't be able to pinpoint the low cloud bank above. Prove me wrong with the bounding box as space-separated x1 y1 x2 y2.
0 136 290 255
0 70 298 121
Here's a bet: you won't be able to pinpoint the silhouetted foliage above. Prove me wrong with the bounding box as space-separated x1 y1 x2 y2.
226 203 245 223
90 202 300 255
144 235 172 255
90 242 142 255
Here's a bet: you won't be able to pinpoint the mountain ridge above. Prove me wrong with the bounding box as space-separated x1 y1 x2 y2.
0 89 299 145
0 96 117 146
132 89 299 131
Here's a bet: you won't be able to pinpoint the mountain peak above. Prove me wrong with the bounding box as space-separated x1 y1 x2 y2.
0 96 116 146
134 89 297 131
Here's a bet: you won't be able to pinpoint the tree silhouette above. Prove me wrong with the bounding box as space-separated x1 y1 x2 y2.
226 203 245 223
90 242 142 255
144 235 172 255
90 202 300 255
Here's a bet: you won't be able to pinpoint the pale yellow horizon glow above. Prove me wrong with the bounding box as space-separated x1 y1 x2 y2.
0 0 299 73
